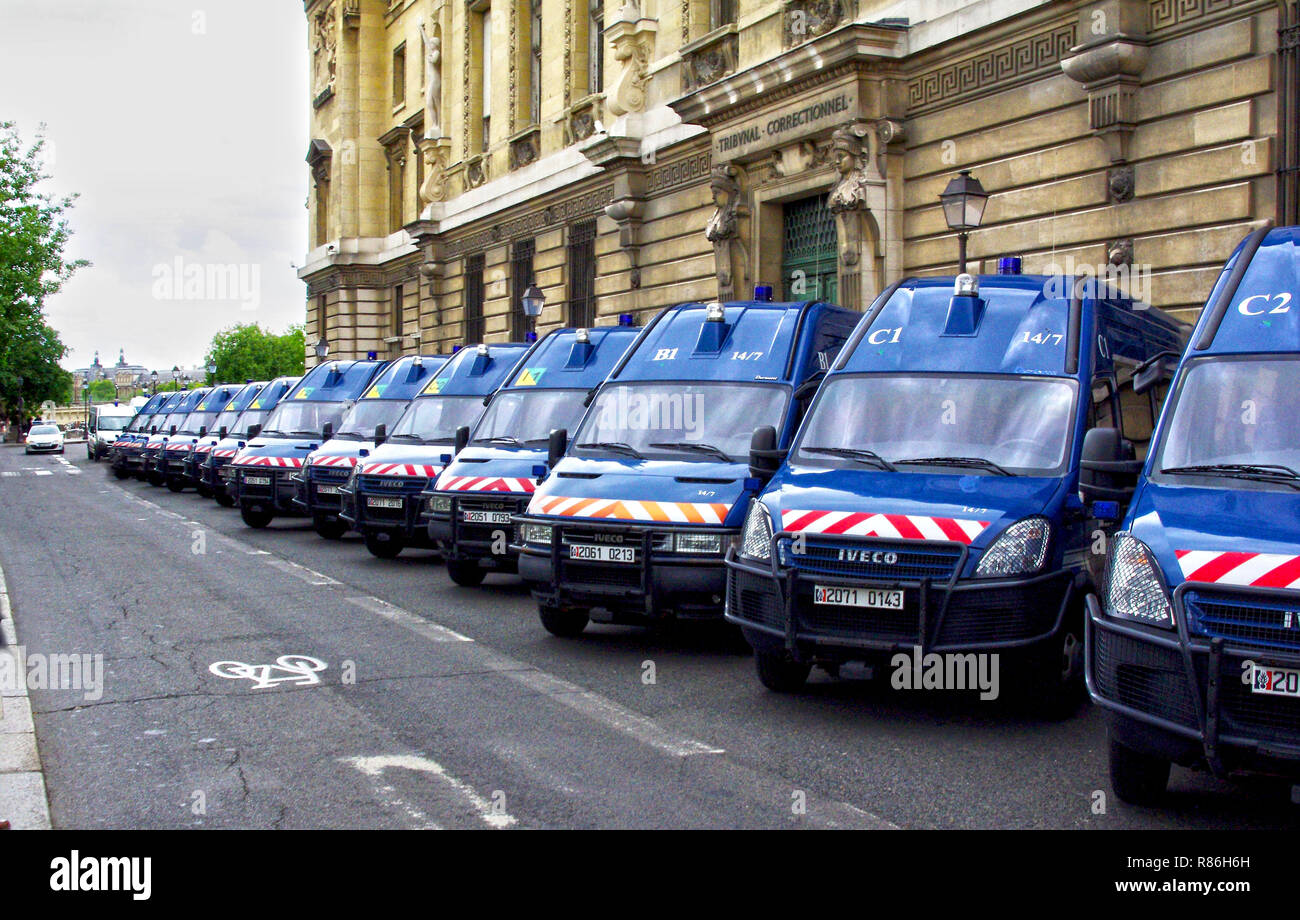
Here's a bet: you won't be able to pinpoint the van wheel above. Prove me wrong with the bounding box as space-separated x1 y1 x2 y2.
447 560 485 587
166 478 185 493
196 483 213 499
1109 734 1170 806
215 491 236 508
1023 617 1087 719
313 516 349 540
364 533 404 559
112 468 130 480
147 472 164 487
240 506 274 529
754 650 811 693
538 605 589 638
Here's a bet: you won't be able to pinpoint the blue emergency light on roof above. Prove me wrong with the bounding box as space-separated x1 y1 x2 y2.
997 256 1022 275
944 273 986 337
367 351 377 360
618 313 635 326
452 344 463 353
753 284 774 302
525 331 538 343
246 378 253 383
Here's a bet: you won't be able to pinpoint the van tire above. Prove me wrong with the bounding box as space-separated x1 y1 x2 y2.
215 491 236 508
113 468 130 480
166 478 185 492
240 506 274 529
196 483 213 499
539 605 589 637
313 516 349 540
364 532 404 559
754 650 811 693
1108 734 1170 806
447 560 486 587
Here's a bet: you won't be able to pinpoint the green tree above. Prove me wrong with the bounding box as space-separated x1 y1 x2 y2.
204 322 305 384
0 123 86 424
86 378 118 402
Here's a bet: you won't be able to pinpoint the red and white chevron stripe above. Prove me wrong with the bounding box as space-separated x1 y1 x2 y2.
231 455 304 468
194 444 213 455
1176 550 1300 589
311 454 359 469
166 443 193 453
528 495 731 524
359 461 441 478
780 509 989 544
439 475 536 493
145 440 166 450
211 448 238 458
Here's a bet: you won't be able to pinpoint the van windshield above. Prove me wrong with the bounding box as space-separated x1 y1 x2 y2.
573 382 788 461
335 399 410 440
1154 356 1300 488
472 389 585 446
794 374 1077 476
178 411 219 435
229 409 269 438
259 400 350 438
387 396 484 444
97 415 133 431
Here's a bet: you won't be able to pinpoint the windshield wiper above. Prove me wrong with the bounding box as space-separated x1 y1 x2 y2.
1160 463 1300 489
388 433 425 443
481 435 522 446
289 429 320 437
576 441 645 459
802 446 896 471
895 456 1015 476
258 429 285 438
649 441 732 461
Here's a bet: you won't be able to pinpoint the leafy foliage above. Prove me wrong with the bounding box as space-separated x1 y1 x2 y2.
204 323 305 385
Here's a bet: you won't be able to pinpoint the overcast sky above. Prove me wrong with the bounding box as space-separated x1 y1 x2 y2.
2 0 308 372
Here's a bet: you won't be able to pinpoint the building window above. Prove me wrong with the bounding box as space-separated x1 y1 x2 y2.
529 0 542 124
314 178 330 248
510 238 536 340
316 294 328 350
464 254 486 343
383 134 408 233
567 219 597 327
479 6 492 152
709 0 736 30
393 43 406 107
391 284 404 341
588 1 604 94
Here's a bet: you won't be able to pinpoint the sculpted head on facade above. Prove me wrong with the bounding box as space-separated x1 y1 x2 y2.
705 165 742 242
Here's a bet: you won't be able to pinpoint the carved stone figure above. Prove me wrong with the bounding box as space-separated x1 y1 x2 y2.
828 122 873 215
705 165 748 300
419 21 441 138
312 4 338 97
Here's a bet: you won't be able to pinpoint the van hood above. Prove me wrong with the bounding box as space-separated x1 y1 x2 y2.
354 441 450 478
526 455 751 527
231 435 321 469
761 463 1066 549
436 445 544 495
1129 480 1300 590
306 437 375 471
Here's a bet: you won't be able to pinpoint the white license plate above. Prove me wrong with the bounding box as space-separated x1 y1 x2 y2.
367 496 404 509
244 475 271 485
462 510 512 524
1249 664 1300 697
316 484 343 495
569 544 636 564
813 585 904 609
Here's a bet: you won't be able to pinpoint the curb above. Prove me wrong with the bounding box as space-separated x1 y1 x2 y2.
0 564 52 829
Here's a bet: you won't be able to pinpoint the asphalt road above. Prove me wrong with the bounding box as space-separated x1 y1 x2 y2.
0 445 1296 829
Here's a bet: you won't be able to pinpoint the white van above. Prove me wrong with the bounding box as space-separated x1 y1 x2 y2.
87 402 138 461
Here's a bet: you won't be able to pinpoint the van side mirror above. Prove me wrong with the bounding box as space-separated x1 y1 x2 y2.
199 426 207 437
1079 427 1143 508
322 421 334 440
454 425 469 454
548 428 568 468
248 424 262 439
749 425 785 482
170 425 177 435
374 423 388 447
219 426 228 439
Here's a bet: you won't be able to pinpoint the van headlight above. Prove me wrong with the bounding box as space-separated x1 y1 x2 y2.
974 517 1051 578
427 494 452 514
521 523 553 545
1103 534 1174 629
674 532 723 554
741 501 773 560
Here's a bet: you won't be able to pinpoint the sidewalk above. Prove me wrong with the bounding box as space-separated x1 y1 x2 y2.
0 563 52 829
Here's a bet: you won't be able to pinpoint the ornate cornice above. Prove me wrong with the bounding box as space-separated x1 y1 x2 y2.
442 183 615 259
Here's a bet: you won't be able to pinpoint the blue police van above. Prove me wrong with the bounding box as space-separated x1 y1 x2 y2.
142 388 210 486
1086 225 1300 802
119 391 186 480
202 376 299 507
425 325 641 586
230 358 387 529
185 380 266 498
342 342 528 558
108 393 169 480
725 269 1186 715
294 353 450 540
155 383 244 492
515 294 860 637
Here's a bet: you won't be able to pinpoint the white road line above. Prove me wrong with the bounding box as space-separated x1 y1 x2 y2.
263 558 340 586
33 471 52 477
345 596 473 643
1 472 18 478
342 753 517 829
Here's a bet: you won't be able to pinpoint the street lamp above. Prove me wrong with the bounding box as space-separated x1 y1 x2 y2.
206 362 217 384
314 337 329 361
521 283 545 343
939 170 989 275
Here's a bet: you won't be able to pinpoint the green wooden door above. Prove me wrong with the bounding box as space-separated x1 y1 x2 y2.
781 194 838 302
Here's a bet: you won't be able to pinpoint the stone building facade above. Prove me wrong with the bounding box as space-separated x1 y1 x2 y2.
298 0 1299 365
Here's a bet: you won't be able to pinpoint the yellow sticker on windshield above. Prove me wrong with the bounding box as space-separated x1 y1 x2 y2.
364 384 386 399
422 378 447 395
514 367 546 387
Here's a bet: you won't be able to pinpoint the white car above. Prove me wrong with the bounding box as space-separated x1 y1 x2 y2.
25 423 64 454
